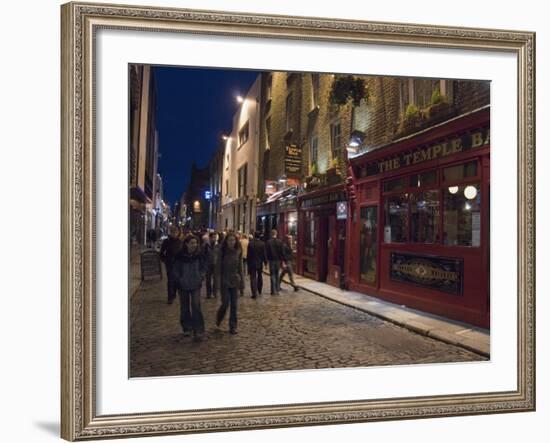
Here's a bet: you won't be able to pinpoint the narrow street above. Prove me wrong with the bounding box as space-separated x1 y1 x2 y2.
130 267 485 378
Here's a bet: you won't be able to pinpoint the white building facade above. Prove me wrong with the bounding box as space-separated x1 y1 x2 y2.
221 75 261 234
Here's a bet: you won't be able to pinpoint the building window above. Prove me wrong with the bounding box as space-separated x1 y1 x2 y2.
193 200 201 213
443 160 477 182
310 136 318 170
330 121 342 158
225 179 229 196
443 184 481 246
410 190 440 243
286 93 293 132
304 212 316 256
265 117 271 150
238 163 248 198
383 194 409 243
238 121 249 147
311 73 320 110
400 78 453 115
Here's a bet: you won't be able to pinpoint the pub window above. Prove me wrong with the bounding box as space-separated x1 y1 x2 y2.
383 194 409 243
304 212 316 256
383 176 407 193
443 183 481 247
443 160 478 183
330 121 342 158
411 190 440 243
238 121 249 147
410 170 437 188
286 92 293 132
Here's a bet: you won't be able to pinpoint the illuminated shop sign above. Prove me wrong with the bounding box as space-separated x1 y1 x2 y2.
285 144 302 175
390 252 464 295
359 128 490 178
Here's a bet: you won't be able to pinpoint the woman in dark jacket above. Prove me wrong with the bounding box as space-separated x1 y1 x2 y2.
215 233 244 334
174 234 206 341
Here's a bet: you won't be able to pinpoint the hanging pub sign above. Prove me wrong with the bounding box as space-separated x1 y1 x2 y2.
358 127 490 178
285 144 302 176
336 201 348 220
390 252 464 295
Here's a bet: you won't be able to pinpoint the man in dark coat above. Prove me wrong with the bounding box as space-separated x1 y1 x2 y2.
159 226 182 304
279 235 299 292
246 231 267 299
202 232 218 298
266 229 284 295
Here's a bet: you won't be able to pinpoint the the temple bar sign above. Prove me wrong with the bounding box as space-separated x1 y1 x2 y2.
369 128 489 175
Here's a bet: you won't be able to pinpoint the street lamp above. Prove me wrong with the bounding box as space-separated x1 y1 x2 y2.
236 95 244 103
222 134 229 141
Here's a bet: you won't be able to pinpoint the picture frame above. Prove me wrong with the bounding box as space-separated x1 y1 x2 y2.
60 1 536 440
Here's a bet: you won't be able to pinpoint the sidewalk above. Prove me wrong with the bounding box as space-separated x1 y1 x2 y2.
285 274 490 358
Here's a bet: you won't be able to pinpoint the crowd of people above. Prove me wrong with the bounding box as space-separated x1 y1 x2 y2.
158 226 299 342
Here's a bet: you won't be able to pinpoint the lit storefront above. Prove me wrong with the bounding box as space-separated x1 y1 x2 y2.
296 184 347 288
346 107 490 328
256 186 298 250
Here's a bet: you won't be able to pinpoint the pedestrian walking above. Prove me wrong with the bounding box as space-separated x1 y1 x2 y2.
247 231 267 299
173 234 206 341
146 228 157 249
215 233 244 334
279 235 299 292
266 229 284 295
202 232 218 298
239 233 250 295
159 226 182 304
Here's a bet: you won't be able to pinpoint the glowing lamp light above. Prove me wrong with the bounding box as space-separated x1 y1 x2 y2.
465 202 472 210
236 95 244 103
222 134 229 140
464 185 478 200
448 186 459 194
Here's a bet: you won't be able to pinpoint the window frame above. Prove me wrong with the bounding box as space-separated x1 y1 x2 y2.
238 121 249 148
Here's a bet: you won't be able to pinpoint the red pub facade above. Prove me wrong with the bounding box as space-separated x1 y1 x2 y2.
345 107 490 328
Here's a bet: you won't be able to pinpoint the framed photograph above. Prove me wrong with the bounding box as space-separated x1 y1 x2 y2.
61 1 536 440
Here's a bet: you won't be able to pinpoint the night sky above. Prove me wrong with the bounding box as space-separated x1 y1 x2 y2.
154 66 259 207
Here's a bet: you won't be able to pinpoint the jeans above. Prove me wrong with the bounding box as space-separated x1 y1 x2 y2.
280 261 297 288
204 264 217 297
269 261 281 294
217 286 239 330
249 267 264 297
179 288 205 335
165 263 177 302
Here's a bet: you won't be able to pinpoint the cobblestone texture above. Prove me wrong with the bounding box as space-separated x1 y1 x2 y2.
130 272 485 377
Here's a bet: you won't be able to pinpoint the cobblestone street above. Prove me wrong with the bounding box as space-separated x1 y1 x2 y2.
130 268 486 377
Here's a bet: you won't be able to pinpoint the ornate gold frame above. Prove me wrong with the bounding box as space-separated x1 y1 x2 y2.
60 2 536 440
